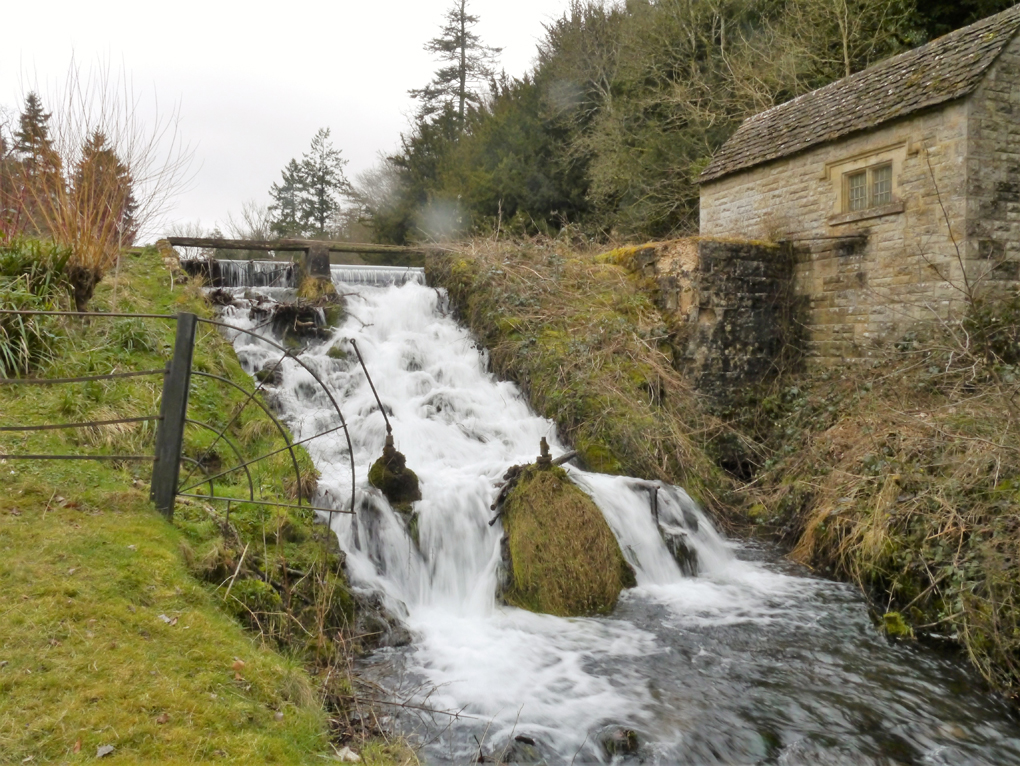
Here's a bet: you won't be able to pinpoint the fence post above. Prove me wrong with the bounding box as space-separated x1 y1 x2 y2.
150 312 197 520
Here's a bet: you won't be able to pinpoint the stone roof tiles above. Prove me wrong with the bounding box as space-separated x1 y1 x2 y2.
699 6 1020 183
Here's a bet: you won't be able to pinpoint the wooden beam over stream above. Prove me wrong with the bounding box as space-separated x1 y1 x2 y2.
163 237 431 255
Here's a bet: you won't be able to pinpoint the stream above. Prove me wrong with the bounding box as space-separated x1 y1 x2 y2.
213 262 1020 765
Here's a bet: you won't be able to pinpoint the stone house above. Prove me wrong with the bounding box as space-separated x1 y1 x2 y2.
698 6 1020 364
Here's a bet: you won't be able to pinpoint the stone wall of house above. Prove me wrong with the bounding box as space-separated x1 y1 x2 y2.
699 98 973 365
966 34 1020 288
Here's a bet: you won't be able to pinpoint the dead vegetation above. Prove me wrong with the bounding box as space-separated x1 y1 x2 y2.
744 302 1020 696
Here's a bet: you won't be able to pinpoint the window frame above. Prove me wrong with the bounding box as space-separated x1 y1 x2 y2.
842 162 894 213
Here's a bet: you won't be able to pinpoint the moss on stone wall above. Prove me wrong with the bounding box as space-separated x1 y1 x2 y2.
500 466 635 616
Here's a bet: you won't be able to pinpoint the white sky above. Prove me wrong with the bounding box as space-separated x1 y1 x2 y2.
1 0 572 239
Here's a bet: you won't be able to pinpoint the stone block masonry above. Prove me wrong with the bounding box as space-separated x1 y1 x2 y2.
619 239 798 397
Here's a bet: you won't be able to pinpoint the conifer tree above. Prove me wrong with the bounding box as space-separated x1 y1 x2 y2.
14 92 59 178
268 159 304 237
297 128 351 236
410 0 502 129
268 129 351 238
75 130 138 246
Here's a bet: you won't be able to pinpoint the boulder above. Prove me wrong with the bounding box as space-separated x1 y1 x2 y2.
368 434 422 512
600 727 640 758
498 465 635 616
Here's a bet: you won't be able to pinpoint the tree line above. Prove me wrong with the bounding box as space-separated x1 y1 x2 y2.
353 0 1019 243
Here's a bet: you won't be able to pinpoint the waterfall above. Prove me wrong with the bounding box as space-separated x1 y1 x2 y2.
215 259 295 287
329 264 426 287
213 273 1020 766
181 258 424 289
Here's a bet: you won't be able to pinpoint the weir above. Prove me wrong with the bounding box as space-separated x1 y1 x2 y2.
204 259 1020 765
180 258 424 289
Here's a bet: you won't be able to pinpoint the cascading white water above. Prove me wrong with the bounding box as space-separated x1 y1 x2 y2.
216 270 1020 765
213 258 295 287
330 264 426 287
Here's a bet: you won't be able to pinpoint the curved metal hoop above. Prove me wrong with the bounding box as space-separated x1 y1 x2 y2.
183 418 255 502
179 456 215 498
194 317 357 515
187 371 303 504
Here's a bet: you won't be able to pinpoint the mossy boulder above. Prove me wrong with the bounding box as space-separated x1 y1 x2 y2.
499 465 635 616
296 275 338 302
368 435 422 511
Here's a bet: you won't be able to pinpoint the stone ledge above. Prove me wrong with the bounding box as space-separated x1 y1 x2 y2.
828 201 905 226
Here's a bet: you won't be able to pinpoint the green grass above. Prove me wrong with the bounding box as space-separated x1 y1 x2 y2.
0 244 413 764
0 483 326 763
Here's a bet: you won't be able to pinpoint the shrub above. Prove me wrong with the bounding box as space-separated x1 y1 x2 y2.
0 238 69 375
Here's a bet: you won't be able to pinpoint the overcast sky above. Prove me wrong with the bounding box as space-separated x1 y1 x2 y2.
1 0 572 239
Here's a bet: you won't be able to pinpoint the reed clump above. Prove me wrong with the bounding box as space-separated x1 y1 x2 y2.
0 238 70 375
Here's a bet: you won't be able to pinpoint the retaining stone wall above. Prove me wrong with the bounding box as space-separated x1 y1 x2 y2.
628 239 796 396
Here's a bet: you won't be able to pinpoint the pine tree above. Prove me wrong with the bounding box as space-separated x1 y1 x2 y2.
297 128 351 236
14 92 59 177
410 0 502 129
74 130 138 246
268 129 351 238
268 159 304 237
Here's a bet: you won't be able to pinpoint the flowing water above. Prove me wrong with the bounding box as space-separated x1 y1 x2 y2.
216 266 1020 765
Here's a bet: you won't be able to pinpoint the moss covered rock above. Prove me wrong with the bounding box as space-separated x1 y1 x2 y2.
296 275 338 302
368 434 422 510
500 465 635 616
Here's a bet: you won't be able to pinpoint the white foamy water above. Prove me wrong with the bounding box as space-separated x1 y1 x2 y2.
215 271 1020 765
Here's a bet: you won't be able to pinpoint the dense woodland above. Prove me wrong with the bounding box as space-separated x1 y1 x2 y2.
358 0 1020 244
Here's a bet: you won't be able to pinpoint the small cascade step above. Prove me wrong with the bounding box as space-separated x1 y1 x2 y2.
181 259 425 289
331 265 425 287
180 257 295 288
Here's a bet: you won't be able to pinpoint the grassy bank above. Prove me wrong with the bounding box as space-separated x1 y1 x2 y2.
740 319 1020 697
426 238 734 513
0 243 411 763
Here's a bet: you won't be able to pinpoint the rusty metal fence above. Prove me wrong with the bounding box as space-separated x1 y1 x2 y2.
0 310 356 523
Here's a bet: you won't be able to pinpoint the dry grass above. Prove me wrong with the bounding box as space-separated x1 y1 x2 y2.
746 319 1020 695
427 236 735 513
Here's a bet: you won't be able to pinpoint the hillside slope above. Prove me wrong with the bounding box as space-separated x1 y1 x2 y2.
0 245 408 764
